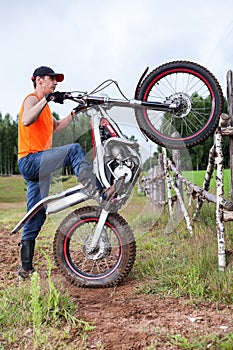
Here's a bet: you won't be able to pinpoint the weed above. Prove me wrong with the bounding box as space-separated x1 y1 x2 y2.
30 272 42 346
145 327 233 350
167 331 233 349
0 253 95 349
134 216 233 303
2 174 233 348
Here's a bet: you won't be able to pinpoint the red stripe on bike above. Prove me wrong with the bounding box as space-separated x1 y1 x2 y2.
143 68 215 141
63 217 123 280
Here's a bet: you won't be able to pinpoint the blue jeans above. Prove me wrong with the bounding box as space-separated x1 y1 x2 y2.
18 143 91 241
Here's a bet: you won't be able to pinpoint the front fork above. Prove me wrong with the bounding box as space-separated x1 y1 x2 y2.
86 208 109 254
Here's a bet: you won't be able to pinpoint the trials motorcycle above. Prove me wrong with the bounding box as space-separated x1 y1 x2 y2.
11 61 224 287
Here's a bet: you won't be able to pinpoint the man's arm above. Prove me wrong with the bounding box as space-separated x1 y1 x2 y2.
22 95 47 126
53 113 74 133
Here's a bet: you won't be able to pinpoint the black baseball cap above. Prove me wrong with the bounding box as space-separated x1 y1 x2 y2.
31 66 64 82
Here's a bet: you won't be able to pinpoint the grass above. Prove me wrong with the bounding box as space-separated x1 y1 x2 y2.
146 330 233 350
0 249 94 350
1 171 233 349
0 175 26 203
134 216 233 302
184 168 232 199
129 168 233 303
146 328 233 350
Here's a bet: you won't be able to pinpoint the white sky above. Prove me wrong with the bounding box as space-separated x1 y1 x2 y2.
1 0 233 119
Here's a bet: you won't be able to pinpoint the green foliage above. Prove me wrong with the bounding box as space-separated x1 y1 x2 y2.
134 209 233 303
0 113 18 175
189 134 230 170
188 96 228 170
0 175 26 203
53 113 92 154
52 111 60 120
0 252 94 349
143 151 159 171
165 331 233 349
30 272 42 346
1 173 233 348
53 113 93 175
146 329 233 349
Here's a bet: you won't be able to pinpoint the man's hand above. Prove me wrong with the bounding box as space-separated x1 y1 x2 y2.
45 91 65 104
71 99 87 116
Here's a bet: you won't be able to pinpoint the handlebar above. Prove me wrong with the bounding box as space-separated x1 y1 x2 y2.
63 92 180 113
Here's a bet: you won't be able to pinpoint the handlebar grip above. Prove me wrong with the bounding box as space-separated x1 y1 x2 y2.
63 92 72 99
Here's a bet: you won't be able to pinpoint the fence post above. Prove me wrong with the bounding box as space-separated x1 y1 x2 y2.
215 128 226 270
158 153 166 202
227 71 233 200
162 147 175 223
172 146 183 216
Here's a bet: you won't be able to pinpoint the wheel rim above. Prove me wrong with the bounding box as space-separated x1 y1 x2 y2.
63 218 123 280
142 68 216 142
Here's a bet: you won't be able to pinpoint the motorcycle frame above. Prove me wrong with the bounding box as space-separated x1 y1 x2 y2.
11 74 179 237
11 104 142 237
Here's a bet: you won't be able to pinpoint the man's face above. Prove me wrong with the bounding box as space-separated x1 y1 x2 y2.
38 75 58 94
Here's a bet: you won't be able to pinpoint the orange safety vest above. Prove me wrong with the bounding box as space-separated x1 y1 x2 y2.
18 93 54 159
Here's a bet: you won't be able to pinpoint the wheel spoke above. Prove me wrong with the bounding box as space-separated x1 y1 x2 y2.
68 221 120 276
143 69 217 140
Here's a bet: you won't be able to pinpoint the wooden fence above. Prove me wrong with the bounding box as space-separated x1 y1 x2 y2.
140 70 233 271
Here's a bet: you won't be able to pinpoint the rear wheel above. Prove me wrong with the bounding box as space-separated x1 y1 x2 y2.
135 61 224 148
53 206 136 287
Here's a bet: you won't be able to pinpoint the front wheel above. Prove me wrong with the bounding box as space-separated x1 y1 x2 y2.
53 206 136 287
135 61 224 149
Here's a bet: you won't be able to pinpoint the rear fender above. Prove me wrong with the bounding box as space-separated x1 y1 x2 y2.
11 184 88 234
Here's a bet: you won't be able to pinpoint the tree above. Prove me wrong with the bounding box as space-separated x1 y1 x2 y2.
0 113 18 175
143 151 159 171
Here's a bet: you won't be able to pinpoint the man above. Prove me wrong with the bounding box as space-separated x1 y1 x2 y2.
17 66 113 279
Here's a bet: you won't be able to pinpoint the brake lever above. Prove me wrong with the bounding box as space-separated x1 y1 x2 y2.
72 103 86 114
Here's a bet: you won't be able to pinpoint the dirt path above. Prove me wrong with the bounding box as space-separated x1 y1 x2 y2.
72 281 233 349
1 226 233 349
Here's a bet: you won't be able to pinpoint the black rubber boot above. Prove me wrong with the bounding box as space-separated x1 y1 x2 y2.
18 240 35 279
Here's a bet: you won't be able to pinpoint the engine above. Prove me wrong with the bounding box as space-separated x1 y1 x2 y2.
103 138 141 188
